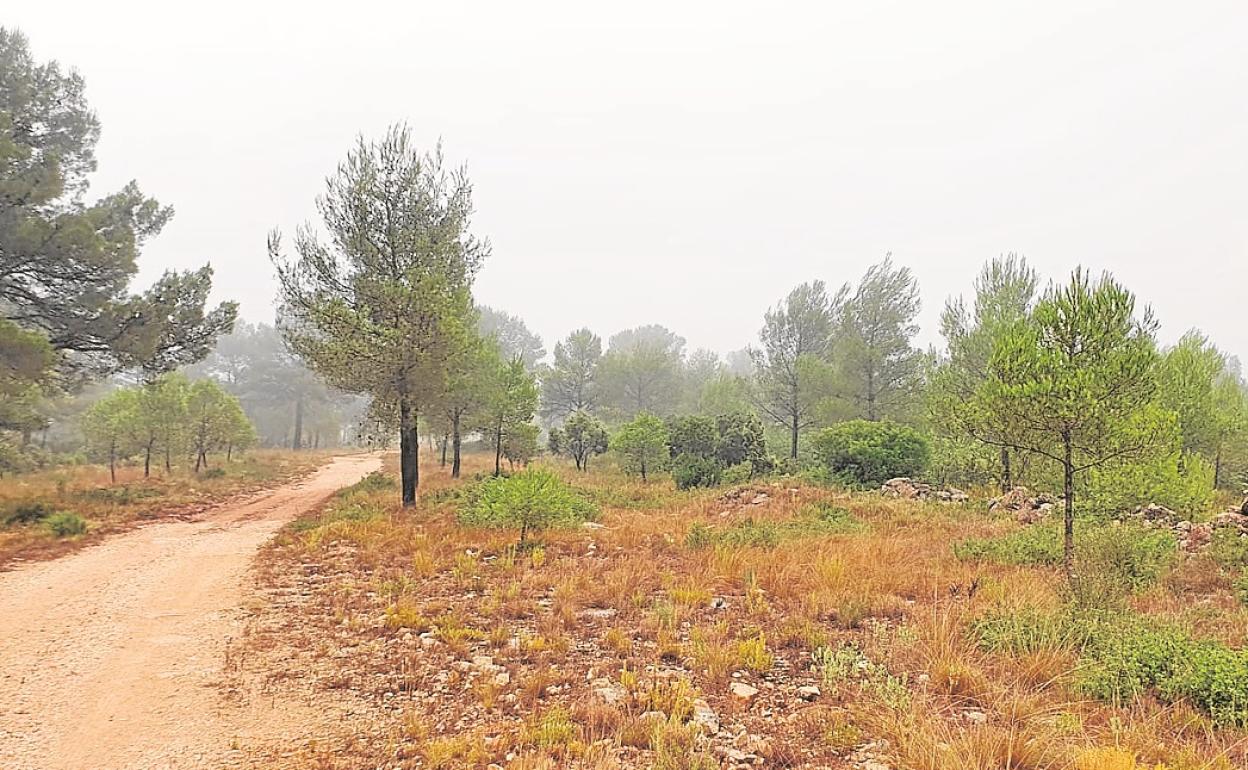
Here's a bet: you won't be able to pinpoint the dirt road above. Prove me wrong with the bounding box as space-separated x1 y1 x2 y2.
0 454 381 770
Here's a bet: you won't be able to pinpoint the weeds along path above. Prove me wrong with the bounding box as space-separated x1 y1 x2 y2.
0 453 381 770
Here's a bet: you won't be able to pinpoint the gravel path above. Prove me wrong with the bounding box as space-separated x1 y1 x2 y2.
0 454 380 770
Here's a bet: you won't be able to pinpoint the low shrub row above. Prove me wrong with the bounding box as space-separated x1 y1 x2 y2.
973 608 1248 727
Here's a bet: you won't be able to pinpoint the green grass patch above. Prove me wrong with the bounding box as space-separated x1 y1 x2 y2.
972 607 1248 727
686 502 866 550
458 468 598 543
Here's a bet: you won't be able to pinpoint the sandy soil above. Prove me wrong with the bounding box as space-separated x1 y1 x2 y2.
0 453 381 770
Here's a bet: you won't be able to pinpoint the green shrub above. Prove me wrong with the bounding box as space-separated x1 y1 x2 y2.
1233 569 1248 606
685 505 865 550
1 500 53 527
1208 527 1248 569
667 415 718 461
338 471 396 498
458 468 597 543
800 501 867 533
974 607 1248 727
671 453 722 490
810 420 929 487
45 511 88 537
954 523 1063 566
720 461 753 485
288 501 381 533
1084 452 1214 517
1067 524 1176 607
714 412 771 475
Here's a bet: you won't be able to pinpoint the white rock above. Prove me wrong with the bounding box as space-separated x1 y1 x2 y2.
729 681 759 701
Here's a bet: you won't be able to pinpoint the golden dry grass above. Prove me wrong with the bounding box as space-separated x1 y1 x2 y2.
244 450 1248 770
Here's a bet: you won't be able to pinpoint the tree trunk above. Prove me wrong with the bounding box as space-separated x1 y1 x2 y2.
109 440 117 484
165 444 172 472
1000 446 1012 493
440 432 448 466
1062 431 1075 577
399 397 419 507
790 413 799 460
144 440 154 478
227 443 233 462
641 455 647 482
1214 449 1222 490
292 396 304 450
451 413 462 479
493 422 504 477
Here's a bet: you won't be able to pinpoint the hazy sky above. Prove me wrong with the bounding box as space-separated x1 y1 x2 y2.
11 1 1247 362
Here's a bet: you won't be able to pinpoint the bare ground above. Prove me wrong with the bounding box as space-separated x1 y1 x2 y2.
0 453 380 770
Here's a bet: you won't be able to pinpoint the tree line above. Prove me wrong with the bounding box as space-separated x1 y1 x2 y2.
271 124 1248 534
81 375 255 482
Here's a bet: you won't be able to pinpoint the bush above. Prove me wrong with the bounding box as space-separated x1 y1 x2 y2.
667 415 717 461
810 420 929 487
714 412 771 475
974 607 1248 727
339 471 396 497
1208 527 1248 569
1233 569 1248 606
1068 524 1176 607
45 511 88 537
1084 452 1214 517
671 453 722 490
720 461 753 485
459 468 597 543
1 500 53 527
202 467 227 479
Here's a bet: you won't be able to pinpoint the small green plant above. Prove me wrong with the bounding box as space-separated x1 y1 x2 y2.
811 642 908 708
44 511 87 537
954 523 1063 566
458 468 598 544
736 632 774 672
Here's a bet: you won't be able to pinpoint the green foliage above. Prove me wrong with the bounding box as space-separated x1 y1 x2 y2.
44 511 87 537
833 257 924 422
502 422 540 468
1083 451 1214 517
752 280 838 459
686 504 864 549
671 453 721 490
341 471 396 497
668 415 717 461
598 325 685 419
810 419 929 487
540 328 602 421
954 524 1064 566
549 410 608 470
478 356 540 475
1 500 52 527
1207 528 1248 570
0 29 235 378
613 412 670 481
1232 569 1248 606
714 412 771 475
271 125 487 505
458 468 598 543
720 461 753 485
957 522 1176 604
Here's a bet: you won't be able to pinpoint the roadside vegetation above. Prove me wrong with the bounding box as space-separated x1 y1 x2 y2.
0 449 326 567
244 450 1248 770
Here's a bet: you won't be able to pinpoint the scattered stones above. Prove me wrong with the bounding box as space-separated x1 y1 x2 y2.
880 477 968 503
729 681 759 701
691 698 720 734
796 684 821 701
709 596 729 610
582 607 618 621
1132 502 1178 525
582 521 606 530
962 709 988 725
990 486 1057 523
591 679 627 706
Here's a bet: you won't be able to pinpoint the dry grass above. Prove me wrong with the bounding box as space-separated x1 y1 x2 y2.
238 450 1248 770
0 448 330 567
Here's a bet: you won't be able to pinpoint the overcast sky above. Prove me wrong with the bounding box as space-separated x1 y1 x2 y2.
10 1 1247 362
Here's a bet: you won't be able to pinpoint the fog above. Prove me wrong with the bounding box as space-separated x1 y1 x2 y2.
10 0 1247 360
